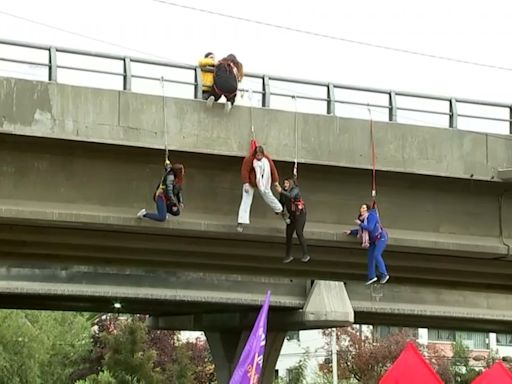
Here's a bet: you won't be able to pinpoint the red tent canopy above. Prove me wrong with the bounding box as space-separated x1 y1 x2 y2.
380 341 444 384
472 361 512 384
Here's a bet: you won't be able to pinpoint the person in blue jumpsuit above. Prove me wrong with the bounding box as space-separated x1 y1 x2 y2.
345 203 390 285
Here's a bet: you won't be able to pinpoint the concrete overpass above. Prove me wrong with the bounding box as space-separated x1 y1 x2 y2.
2 76 512 382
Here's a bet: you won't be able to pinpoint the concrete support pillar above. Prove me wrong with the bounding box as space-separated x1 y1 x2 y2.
205 329 285 384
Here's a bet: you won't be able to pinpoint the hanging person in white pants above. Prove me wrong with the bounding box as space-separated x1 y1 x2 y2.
237 145 290 232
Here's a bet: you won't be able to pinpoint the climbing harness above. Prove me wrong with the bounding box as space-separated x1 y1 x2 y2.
292 95 299 180
160 76 169 163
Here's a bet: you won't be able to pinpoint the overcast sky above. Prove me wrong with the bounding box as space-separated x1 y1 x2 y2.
1 0 511 131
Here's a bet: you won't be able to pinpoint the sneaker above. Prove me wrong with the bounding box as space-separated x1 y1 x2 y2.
206 96 215 108
236 223 244 233
301 254 311 263
282 255 294 264
380 274 390 284
280 211 291 225
224 101 232 113
136 209 146 219
365 277 378 285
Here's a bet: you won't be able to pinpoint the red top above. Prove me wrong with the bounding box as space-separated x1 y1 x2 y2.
240 154 279 187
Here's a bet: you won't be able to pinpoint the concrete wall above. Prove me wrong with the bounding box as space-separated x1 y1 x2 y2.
1 77 511 182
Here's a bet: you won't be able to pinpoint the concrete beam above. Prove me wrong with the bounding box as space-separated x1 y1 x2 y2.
346 280 512 332
498 168 512 182
1 77 511 181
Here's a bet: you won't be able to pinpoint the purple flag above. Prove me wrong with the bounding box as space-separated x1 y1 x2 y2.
229 291 271 384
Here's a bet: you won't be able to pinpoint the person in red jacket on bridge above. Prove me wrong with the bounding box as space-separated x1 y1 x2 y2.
237 145 289 232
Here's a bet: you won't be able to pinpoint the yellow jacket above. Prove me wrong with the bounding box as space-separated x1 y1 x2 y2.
198 58 216 91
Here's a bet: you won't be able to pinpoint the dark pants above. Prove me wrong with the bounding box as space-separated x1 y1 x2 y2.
286 212 308 258
202 90 212 100
211 73 237 104
367 234 388 279
144 195 167 222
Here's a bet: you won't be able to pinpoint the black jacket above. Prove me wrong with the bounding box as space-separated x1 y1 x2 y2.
279 186 305 216
154 170 183 206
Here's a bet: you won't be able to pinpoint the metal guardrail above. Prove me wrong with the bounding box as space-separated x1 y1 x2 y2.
0 38 511 133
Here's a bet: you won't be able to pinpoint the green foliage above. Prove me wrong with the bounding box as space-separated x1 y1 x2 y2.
451 339 480 384
0 310 92 384
103 319 162 384
75 370 117 384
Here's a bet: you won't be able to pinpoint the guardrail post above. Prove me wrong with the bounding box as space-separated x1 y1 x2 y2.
509 106 512 134
123 57 132 91
449 98 458 129
262 75 270 108
389 91 397 122
194 67 203 100
327 83 335 115
48 47 57 82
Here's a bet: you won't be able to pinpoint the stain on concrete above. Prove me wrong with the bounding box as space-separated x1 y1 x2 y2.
0 78 52 127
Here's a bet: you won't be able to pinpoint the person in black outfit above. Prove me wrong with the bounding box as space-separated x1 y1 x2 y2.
137 161 184 222
206 54 243 113
276 177 310 263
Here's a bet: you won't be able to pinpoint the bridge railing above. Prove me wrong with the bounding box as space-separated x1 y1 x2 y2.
0 38 511 134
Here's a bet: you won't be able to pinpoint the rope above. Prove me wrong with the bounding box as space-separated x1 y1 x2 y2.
248 88 255 140
160 76 169 162
293 95 298 180
368 105 377 208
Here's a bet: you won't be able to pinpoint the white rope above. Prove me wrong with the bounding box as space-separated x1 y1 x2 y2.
293 95 298 179
160 76 169 161
248 88 255 140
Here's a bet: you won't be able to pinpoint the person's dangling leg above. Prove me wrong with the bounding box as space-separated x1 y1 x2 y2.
143 195 167 222
206 85 222 108
258 187 289 223
283 222 295 264
237 184 255 231
294 212 310 262
374 237 389 283
366 243 378 285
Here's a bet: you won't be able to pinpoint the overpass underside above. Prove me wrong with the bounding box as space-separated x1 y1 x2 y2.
0 133 511 329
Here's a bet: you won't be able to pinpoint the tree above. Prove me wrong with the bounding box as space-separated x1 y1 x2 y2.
0 310 92 384
451 339 480 384
320 327 412 383
102 318 163 384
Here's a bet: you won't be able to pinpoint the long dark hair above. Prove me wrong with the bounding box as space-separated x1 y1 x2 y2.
220 54 244 79
171 163 184 185
252 145 265 157
284 177 297 190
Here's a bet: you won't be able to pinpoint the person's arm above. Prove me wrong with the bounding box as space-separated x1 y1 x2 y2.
359 212 377 232
198 58 215 68
164 173 178 205
175 185 184 206
267 156 279 185
344 229 359 236
241 156 251 184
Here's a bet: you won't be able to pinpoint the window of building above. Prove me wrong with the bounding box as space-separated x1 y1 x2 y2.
286 331 300 342
375 326 418 339
497 333 512 346
428 329 488 349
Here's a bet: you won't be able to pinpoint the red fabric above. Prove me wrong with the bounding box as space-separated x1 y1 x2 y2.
472 361 512 384
240 154 279 187
250 138 258 154
380 342 443 384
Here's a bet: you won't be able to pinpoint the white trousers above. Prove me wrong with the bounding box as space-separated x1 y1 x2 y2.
237 184 283 224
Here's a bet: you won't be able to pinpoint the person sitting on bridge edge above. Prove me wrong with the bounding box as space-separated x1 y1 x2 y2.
137 161 184 222
237 145 289 232
276 177 310 263
344 203 390 285
206 54 243 113
198 52 216 100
